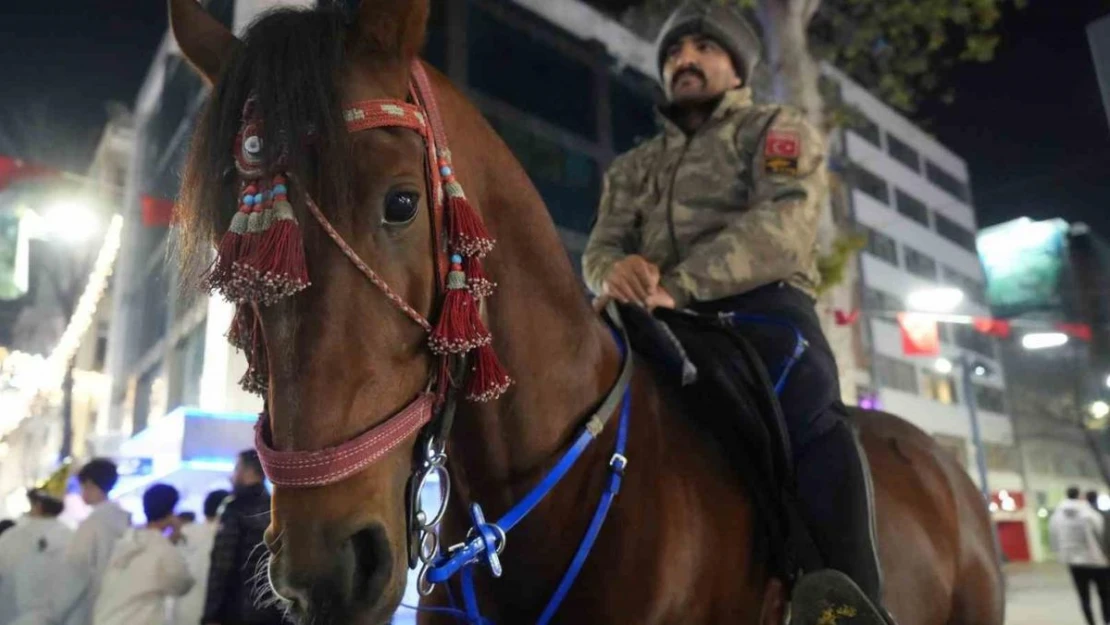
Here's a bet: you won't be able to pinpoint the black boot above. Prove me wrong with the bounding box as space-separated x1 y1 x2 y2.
789 419 895 625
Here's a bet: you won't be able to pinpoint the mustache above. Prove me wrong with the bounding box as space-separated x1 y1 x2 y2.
672 67 706 86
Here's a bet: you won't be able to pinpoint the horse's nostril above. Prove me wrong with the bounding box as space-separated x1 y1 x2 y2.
349 524 392 601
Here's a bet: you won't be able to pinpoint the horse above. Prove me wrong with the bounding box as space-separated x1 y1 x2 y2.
169 1 1005 624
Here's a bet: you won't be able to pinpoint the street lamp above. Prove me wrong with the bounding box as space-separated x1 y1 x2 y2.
38 198 101 244
1021 332 1069 350
1092 401 1110 420
907 287 965 313
1105 374 1110 389
934 358 954 374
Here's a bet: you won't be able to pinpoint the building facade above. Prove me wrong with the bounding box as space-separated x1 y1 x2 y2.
824 66 1032 559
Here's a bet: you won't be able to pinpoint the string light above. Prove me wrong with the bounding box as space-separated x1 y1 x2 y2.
0 215 124 440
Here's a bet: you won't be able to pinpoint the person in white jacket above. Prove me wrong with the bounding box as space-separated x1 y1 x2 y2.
55 460 131 625
1050 486 1110 625
0 489 73 625
172 489 227 625
93 484 193 625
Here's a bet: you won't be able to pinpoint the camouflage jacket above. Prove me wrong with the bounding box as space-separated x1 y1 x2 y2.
583 88 827 307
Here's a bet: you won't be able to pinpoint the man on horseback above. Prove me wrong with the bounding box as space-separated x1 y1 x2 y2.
583 2 894 623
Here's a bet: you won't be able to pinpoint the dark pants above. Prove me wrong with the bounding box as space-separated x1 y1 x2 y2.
1070 566 1110 625
694 282 883 605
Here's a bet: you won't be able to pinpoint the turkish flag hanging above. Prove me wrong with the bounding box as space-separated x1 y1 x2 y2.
973 317 1012 339
0 155 57 191
141 195 176 227
897 313 941 356
1056 322 1093 342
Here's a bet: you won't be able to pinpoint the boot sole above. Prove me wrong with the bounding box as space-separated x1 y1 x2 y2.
788 570 890 625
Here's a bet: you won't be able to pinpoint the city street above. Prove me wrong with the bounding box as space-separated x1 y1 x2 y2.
1006 562 1089 625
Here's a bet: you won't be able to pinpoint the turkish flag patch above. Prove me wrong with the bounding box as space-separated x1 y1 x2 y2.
765 129 801 175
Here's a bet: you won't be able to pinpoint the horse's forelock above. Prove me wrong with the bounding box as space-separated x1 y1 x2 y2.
178 6 355 289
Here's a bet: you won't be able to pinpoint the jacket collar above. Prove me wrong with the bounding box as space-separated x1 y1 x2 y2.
658 87 753 138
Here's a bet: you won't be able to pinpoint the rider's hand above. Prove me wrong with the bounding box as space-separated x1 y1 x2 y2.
645 286 676 311
602 255 660 306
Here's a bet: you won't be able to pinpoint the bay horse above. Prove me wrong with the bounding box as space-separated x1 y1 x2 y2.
169 1 1004 624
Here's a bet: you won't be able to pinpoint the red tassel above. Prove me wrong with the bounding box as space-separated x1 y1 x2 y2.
236 213 310 305
447 194 494 258
465 343 512 402
227 304 254 352
429 285 491 355
205 230 241 292
465 256 495 299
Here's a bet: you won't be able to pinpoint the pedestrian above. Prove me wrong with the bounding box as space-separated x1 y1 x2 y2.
93 484 193 625
173 489 228 625
55 459 131 625
582 1 890 622
0 487 73 625
1050 486 1110 625
202 451 285 625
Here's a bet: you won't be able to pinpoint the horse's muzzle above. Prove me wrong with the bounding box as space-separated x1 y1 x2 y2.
268 522 399 624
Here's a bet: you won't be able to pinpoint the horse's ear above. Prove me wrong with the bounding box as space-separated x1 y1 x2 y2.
353 0 430 60
169 0 241 85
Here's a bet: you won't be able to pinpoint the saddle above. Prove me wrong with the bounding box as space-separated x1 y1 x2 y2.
615 303 823 580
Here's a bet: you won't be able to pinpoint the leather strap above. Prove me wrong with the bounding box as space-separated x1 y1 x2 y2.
256 393 435 487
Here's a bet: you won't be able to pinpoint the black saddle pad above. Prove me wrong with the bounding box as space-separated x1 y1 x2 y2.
616 303 819 576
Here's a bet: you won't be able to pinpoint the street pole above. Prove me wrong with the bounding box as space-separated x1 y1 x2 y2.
960 355 991 502
59 363 74 463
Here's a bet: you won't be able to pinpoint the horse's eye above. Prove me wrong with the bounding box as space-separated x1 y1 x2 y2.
383 190 420 225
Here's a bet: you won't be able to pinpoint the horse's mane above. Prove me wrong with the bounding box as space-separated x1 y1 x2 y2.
177 6 355 288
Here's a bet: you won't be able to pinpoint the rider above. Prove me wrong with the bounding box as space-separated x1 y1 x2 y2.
583 2 893 623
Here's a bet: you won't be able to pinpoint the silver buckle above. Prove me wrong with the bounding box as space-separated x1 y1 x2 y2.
610 453 628 474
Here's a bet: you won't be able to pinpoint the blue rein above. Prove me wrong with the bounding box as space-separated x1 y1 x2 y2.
416 327 632 624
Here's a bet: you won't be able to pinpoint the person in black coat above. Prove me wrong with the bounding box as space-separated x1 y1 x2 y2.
202 450 286 625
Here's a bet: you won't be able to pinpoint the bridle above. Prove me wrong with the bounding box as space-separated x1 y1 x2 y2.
208 59 634 620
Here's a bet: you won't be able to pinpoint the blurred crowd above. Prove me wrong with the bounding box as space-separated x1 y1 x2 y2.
0 451 290 625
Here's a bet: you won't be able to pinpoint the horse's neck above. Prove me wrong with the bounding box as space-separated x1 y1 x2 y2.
433 72 622 506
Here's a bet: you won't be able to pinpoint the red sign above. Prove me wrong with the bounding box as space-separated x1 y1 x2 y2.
897 313 940 357
141 195 176 227
765 130 801 158
991 490 1025 512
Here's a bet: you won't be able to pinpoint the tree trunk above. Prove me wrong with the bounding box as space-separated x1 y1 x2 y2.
757 0 859 402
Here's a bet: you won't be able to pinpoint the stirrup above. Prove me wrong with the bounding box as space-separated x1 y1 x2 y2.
788 570 896 625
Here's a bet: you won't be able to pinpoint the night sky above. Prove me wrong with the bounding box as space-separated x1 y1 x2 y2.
0 0 1108 236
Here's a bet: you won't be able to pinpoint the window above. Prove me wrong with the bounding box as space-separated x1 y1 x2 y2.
894 189 929 227
864 287 902 315
938 322 953 344
863 226 898 266
974 384 1007 413
850 115 882 147
934 213 978 252
850 162 889 204
985 443 1020 472
953 324 995 358
922 370 959 405
933 434 968 468
925 160 969 202
876 354 919 394
468 5 597 139
167 323 206 411
903 245 938 280
1030 455 1051 474
886 133 921 172
487 114 600 234
941 266 986 305
611 72 659 153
